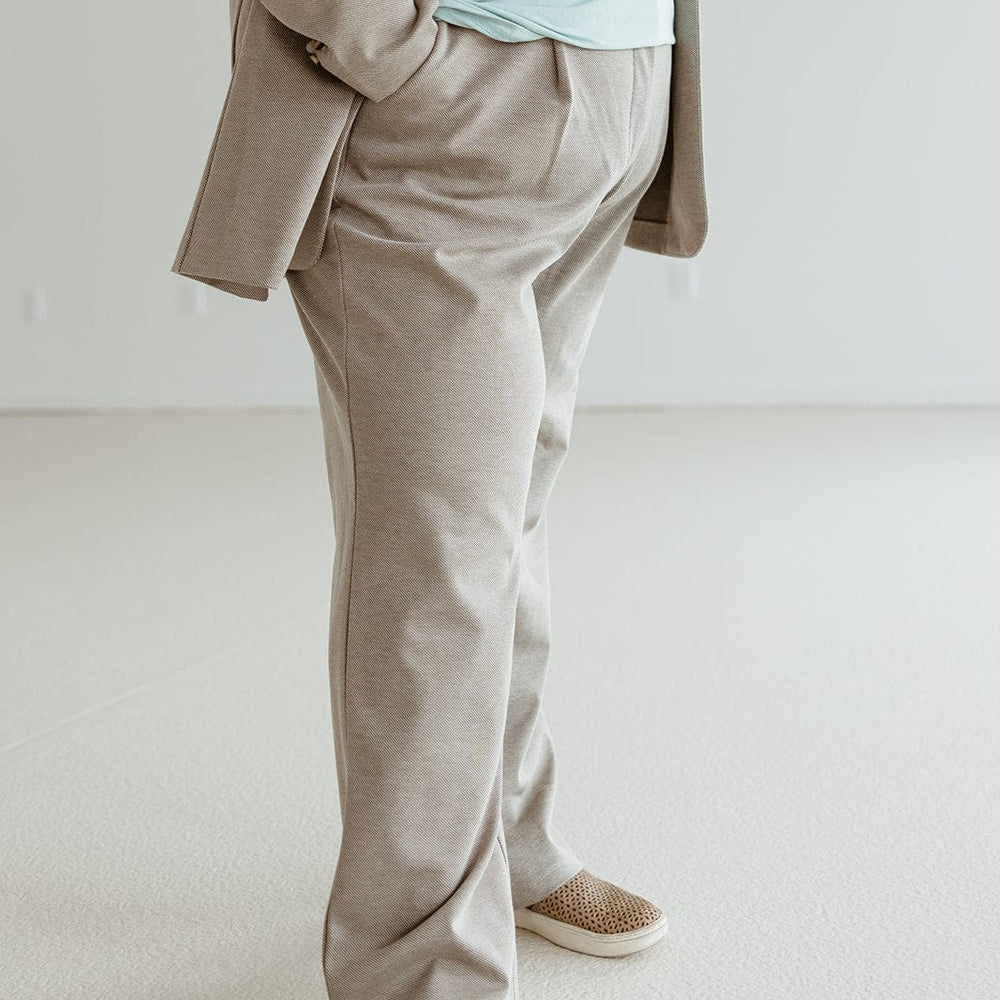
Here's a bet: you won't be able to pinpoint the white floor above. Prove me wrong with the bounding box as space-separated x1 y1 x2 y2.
1 407 997 1000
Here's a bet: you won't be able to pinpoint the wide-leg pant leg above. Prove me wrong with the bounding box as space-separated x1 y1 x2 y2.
286 21 672 1000
502 40 674 911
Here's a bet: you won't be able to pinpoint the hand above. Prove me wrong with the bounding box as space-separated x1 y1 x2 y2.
305 39 327 66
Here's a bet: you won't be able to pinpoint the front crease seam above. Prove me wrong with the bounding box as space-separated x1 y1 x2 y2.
334 213 357 813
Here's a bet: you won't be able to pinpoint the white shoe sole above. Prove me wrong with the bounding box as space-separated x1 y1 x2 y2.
513 905 669 957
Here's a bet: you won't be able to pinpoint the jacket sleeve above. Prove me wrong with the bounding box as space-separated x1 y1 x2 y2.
256 0 441 101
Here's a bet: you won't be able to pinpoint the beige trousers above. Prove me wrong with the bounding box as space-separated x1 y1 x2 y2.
286 20 672 1000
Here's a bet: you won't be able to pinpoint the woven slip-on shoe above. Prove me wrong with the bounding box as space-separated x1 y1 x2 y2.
514 867 668 958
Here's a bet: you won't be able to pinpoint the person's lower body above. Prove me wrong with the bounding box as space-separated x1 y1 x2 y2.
286 20 672 1000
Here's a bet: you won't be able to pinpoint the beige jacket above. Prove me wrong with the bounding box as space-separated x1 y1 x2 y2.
171 0 708 302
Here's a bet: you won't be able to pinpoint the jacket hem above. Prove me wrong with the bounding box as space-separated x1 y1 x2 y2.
171 262 272 302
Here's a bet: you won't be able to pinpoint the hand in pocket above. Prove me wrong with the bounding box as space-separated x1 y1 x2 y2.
298 0 442 103
305 38 326 66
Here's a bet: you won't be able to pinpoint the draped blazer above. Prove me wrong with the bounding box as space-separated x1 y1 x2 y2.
170 0 708 302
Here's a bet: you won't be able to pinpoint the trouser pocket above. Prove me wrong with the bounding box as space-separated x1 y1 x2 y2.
286 88 367 273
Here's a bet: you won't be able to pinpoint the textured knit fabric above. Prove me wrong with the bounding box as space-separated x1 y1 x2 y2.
283 21 672 1000
526 868 664 933
432 0 675 48
169 0 706 302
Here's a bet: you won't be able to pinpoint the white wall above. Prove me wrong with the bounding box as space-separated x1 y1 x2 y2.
2 1 998 409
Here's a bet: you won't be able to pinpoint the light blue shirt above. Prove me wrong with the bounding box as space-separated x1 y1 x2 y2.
431 0 675 49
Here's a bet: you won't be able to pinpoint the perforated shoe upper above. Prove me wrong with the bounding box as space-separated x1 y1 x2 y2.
526 868 664 935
